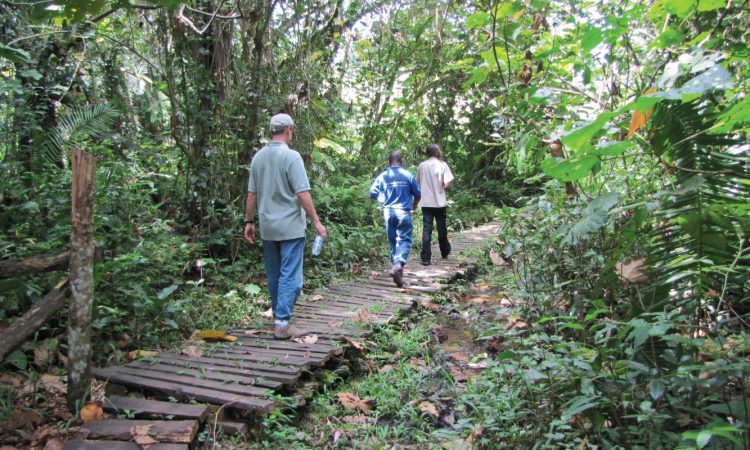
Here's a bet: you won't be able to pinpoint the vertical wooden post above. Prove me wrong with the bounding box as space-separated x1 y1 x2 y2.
67 148 96 411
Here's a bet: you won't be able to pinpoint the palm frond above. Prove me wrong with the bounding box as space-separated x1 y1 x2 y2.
646 101 750 312
38 103 121 166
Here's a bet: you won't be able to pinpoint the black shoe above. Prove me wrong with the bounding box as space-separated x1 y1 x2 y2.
391 263 403 287
441 250 451 259
421 260 431 266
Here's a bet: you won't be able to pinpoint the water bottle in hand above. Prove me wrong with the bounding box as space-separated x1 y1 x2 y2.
312 235 324 256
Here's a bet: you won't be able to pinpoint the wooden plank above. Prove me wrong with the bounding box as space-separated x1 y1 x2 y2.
158 352 300 375
103 395 208 421
80 419 198 443
100 365 270 397
126 361 282 389
197 347 323 367
92 368 275 412
140 356 295 385
212 344 331 362
63 441 187 450
231 334 343 354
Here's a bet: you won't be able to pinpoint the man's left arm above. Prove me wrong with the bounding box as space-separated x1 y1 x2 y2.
297 191 327 239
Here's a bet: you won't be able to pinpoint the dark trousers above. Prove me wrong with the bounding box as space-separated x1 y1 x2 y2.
420 207 450 262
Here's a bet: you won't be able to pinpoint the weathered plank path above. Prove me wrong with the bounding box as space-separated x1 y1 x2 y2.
64 222 499 448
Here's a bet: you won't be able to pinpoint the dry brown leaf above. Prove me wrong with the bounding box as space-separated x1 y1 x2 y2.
243 329 260 335
354 307 370 324
418 401 440 418
341 415 371 424
310 294 324 302
43 438 65 450
409 358 426 367
469 296 490 305
194 329 237 342
126 350 158 361
440 439 471 450
131 424 158 449
419 300 440 311
489 249 505 266
616 258 648 283
5 409 42 429
293 334 318 344
39 374 66 395
328 321 344 329
499 298 513 307
449 352 469 363
34 343 51 367
337 392 376 413
180 345 204 358
448 364 481 382
260 308 274 319
627 89 656 138
380 364 395 373
80 402 104 422
57 350 69 368
333 430 344 445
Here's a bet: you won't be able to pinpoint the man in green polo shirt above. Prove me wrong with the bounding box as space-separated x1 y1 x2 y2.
243 113 327 339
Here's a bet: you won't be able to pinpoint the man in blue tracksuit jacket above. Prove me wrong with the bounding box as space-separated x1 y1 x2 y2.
369 151 421 287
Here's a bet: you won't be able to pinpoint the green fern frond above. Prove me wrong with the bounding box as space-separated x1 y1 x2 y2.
38 103 120 166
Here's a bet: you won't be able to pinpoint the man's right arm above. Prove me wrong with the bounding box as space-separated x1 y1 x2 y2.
244 192 257 245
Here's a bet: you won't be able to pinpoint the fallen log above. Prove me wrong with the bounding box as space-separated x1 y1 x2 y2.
0 247 103 279
0 278 69 361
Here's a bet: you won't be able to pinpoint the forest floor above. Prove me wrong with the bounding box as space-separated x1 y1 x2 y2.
217 255 516 449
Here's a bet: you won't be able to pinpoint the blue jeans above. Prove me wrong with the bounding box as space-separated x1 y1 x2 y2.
384 208 413 266
421 207 451 262
262 237 305 323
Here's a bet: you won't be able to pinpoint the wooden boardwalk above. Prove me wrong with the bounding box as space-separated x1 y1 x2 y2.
64 222 499 449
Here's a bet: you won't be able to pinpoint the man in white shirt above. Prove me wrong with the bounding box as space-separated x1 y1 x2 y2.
416 144 455 265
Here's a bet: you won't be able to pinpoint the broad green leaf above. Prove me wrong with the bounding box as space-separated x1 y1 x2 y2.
466 12 491 29
540 155 599 182
592 141 633 156
7 350 27 370
158 284 179 300
463 67 489 88
0 43 31 63
697 0 726 11
654 29 684 48
314 137 348 154
495 2 522 17
581 27 603 55
649 0 696 19
561 396 600 421
19 69 43 81
244 283 261 295
712 96 750 133
561 112 614 149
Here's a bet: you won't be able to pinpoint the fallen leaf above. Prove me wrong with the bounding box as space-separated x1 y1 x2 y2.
499 298 514 307
260 308 273 318
489 249 505 266
440 439 471 450
194 329 238 342
448 364 481 382
341 415 372 424
328 321 344 329
43 438 65 450
39 374 66 395
57 350 69 368
379 364 395 373
80 402 104 421
180 345 204 358
449 352 469 363
293 335 318 344
354 307 370 324
5 409 42 429
418 401 440 418
419 299 440 311
126 350 158 361
337 392 376 413
310 294 324 302
615 258 648 283
409 358 426 366
469 296 490 305
130 424 158 449
333 430 344 445
34 343 51 367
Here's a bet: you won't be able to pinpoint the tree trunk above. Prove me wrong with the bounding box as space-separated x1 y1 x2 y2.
0 279 69 361
67 148 96 411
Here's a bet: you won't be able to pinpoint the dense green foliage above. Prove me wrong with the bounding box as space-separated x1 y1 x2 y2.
1 0 749 447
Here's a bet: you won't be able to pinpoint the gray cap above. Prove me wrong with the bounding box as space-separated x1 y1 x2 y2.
270 113 294 133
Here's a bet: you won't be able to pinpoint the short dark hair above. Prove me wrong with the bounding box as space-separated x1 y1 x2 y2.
426 144 440 157
389 151 403 165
